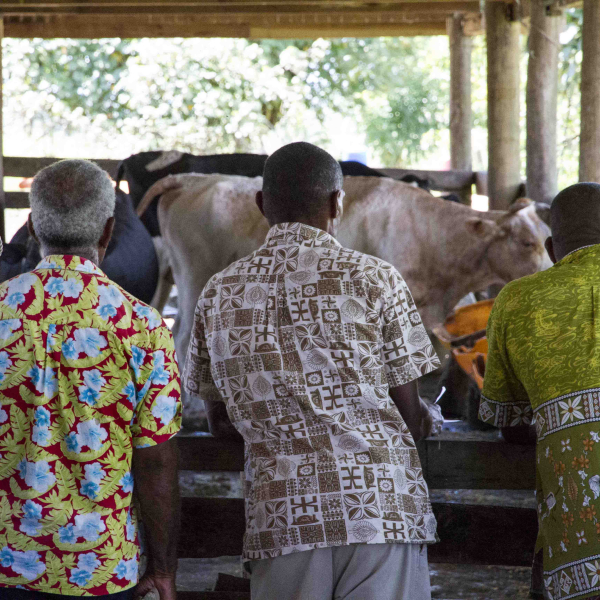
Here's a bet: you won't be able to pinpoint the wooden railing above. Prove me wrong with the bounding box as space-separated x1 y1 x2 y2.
2 156 487 211
174 431 536 598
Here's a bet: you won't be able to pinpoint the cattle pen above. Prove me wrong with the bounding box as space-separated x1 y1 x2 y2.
0 1 596 598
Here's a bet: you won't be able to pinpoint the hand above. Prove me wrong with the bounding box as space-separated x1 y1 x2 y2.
420 399 434 439
134 573 176 600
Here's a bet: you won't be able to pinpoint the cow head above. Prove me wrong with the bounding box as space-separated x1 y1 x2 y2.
467 198 552 285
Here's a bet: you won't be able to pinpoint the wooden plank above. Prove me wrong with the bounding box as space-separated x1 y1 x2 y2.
486 1 522 209
579 0 600 182
4 156 120 179
178 497 537 566
377 168 474 192
176 432 536 490
526 0 561 203
3 14 451 38
5 191 30 209
179 594 249 600
178 432 245 472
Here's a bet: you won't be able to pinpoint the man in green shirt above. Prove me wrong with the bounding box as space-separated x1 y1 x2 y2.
481 183 600 600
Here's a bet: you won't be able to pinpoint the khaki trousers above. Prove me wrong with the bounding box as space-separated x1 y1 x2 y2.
247 543 431 600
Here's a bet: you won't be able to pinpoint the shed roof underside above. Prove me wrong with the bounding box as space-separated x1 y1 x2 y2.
0 0 578 38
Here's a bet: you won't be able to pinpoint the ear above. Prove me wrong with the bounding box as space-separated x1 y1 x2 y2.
330 190 343 220
255 191 265 218
508 197 533 214
465 217 502 238
99 217 115 250
534 202 551 226
27 214 38 243
545 237 557 264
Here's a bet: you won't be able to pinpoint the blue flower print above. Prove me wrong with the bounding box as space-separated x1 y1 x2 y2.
5 292 25 309
122 381 136 406
76 420 108 451
151 395 177 426
125 512 135 542
0 319 20 340
78 386 99 407
32 425 51 447
74 512 106 542
120 472 134 493
19 518 41 536
58 524 77 544
6 273 37 295
137 379 151 404
0 350 14 380
83 369 106 392
73 328 107 358
97 285 123 308
0 547 14 567
38 259 59 270
134 304 161 330
62 278 84 299
10 549 46 580
96 304 117 320
43 367 57 399
62 339 78 360
64 432 81 453
22 500 43 520
20 460 56 493
27 365 44 394
34 406 51 427
114 558 138 583
77 553 101 572
45 324 57 352
0 408 7 424
44 277 65 298
81 480 99 500
69 568 92 587
75 260 100 274
84 463 106 484
151 352 169 385
130 346 146 378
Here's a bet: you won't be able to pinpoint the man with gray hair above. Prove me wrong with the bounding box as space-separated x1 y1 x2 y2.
185 142 438 599
0 160 182 600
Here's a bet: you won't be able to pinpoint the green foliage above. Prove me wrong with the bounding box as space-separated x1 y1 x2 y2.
4 36 450 165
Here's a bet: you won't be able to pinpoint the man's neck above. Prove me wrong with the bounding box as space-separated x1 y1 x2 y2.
42 247 100 265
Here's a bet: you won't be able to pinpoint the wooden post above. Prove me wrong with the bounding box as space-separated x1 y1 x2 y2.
486 1 522 210
0 19 5 242
449 13 473 205
526 0 561 204
580 0 600 183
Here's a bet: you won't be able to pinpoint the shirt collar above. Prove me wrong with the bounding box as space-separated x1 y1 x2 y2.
264 222 342 249
35 254 105 276
557 243 600 266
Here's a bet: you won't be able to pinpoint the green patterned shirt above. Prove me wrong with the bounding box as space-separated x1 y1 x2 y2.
481 244 600 600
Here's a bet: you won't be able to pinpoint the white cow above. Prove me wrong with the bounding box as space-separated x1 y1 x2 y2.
139 174 551 425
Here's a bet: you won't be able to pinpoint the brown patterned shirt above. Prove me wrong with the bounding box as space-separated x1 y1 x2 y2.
184 222 439 561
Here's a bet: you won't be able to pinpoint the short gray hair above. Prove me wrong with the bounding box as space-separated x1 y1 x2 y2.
29 159 115 249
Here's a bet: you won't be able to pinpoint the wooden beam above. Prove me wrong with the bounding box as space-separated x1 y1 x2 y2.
579 0 600 182
4 156 120 178
486 1 522 210
0 20 5 242
526 0 561 203
178 497 537 566
3 14 452 38
448 13 473 204
175 430 536 490
5 192 30 210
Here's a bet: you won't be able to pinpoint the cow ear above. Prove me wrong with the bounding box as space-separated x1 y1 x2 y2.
508 197 533 214
534 202 551 226
465 217 502 238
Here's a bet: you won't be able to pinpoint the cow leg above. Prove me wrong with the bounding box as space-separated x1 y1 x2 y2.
150 236 175 313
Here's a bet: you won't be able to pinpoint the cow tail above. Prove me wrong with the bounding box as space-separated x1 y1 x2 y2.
136 176 182 217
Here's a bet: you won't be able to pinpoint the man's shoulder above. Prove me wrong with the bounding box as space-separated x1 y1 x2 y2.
338 246 403 285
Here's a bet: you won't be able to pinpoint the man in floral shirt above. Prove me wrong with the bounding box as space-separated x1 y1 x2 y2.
185 143 439 599
0 160 182 599
481 183 600 600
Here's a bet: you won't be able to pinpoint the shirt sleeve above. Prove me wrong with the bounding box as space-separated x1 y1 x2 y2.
480 291 532 427
380 268 441 387
131 318 182 447
183 294 218 398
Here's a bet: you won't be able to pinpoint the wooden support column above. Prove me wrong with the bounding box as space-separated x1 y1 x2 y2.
449 13 473 204
526 0 561 204
580 0 600 183
0 19 5 242
486 1 522 210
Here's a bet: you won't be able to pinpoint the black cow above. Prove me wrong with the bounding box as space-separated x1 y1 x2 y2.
0 190 159 305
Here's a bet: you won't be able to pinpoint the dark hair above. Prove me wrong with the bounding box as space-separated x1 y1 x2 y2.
262 142 343 223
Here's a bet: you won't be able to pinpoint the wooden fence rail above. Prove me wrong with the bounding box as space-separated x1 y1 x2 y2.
2 156 487 210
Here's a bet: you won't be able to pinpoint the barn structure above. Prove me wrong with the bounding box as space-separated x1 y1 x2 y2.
0 1 594 597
